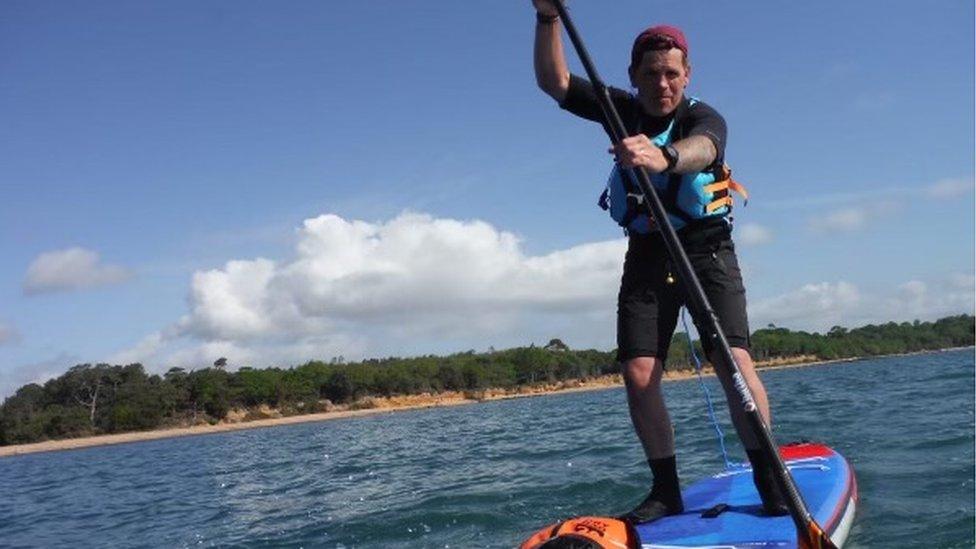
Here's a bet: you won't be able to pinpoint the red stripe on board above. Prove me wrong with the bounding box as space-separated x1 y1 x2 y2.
824 464 856 535
780 442 834 460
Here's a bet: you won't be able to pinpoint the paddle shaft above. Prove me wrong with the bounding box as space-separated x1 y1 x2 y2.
548 3 835 546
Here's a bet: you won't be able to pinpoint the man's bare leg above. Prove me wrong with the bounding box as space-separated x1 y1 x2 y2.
711 347 769 449
624 356 674 459
620 356 684 522
711 347 788 515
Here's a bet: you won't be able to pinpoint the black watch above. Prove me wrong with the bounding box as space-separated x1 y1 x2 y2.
660 144 679 172
536 12 559 24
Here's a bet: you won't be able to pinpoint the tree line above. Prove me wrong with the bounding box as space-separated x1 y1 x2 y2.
1 315 972 446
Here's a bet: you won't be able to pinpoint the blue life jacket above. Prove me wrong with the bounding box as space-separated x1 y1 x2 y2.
597 98 746 234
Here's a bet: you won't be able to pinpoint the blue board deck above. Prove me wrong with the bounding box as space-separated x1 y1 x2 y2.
635 443 858 549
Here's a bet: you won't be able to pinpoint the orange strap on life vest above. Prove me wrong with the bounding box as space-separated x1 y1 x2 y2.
703 165 748 214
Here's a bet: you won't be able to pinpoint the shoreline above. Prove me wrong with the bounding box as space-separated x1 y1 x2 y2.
1 347 969 458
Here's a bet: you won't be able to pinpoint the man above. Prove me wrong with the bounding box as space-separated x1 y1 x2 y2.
531 1 788 523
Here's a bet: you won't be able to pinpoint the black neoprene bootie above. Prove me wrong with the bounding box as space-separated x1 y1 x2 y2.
619 456 684 524
746 449 790 516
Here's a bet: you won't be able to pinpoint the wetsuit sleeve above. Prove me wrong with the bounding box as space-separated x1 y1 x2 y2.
684 101 727 160
559 74 639 132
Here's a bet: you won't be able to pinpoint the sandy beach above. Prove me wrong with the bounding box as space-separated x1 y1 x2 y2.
0 353 874 458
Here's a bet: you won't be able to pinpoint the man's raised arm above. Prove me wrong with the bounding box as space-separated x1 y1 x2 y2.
532 0 570 102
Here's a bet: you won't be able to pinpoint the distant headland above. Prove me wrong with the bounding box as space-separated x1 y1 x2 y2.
1 315 972 456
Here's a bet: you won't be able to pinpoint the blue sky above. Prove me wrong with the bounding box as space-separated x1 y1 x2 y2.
1 1 973 397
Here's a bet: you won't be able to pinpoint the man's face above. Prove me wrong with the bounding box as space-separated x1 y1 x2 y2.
630 48 690 117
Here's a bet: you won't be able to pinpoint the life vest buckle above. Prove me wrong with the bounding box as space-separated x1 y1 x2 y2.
703 165 748 214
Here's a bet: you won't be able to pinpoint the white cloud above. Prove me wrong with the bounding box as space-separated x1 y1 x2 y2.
878 277 975 325
751 281 862 329
107 329 366 372
751 275 975 333
926 177 974 198
115 212 626 370
23 247 133 295
807 201 901 234
766 174 971 211
179 259 279 341
808 207 867 233
0 352 80 400
107 331 166 366
948 273 976 291
101 210 975 374
737 223 773 246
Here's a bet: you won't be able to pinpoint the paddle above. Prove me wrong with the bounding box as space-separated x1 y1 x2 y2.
546 2 837 547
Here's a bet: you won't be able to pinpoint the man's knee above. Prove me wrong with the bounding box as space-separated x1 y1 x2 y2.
709 347 754 371
729 347 760 382
731 346 753 364
624 356 664 389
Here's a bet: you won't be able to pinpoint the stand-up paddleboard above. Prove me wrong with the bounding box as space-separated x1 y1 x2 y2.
635 442 857 549
518 443 857 549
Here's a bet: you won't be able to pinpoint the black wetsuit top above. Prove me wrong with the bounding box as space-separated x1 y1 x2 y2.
559 74 731 238
559 74 727 171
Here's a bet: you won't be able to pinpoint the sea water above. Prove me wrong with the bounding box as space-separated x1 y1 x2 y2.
1 350 972 548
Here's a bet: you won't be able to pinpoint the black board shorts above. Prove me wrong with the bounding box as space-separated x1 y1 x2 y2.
616 221 751 364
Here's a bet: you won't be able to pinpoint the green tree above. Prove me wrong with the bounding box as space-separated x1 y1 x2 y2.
188 369 232 420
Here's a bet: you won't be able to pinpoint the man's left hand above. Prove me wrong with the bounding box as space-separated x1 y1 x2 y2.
610 135 669 173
